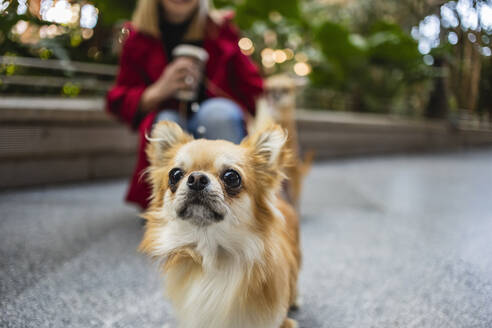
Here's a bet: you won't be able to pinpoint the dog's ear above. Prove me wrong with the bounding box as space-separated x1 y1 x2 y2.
146 121 192 167
249 124 287 165
242 123 291 185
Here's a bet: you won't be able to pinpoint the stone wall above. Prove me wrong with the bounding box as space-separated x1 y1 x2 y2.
1 98 492 189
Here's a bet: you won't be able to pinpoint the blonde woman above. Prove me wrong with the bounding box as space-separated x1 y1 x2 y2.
107 0 263 209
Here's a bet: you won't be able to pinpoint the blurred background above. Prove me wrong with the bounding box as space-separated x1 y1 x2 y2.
1 0 492 117
2 0 492 188
2 1 492 327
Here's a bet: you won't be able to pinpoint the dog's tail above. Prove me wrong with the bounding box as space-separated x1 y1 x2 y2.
283 148 314 210
251 96 314 211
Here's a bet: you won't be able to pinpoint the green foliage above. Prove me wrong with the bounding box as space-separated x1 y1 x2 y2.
62 82 81 97
212 0 232 9
226 0 429 114
312 21 367 89
2 0 432 114
91 0 134 26
234 0 301 29
368 22 421 71
311 19 427 112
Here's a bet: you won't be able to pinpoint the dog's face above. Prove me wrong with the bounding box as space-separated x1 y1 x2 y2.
158 139 247 227
144 121 289 230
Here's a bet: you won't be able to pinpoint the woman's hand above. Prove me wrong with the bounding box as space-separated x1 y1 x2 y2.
140 57 200 112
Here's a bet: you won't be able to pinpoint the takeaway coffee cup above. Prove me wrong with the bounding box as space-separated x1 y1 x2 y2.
172 44 209 101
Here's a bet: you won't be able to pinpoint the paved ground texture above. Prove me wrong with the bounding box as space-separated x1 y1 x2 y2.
1 150 492 328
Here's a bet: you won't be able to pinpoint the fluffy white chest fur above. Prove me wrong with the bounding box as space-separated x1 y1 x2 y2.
152 203 287 328
166 260 285 328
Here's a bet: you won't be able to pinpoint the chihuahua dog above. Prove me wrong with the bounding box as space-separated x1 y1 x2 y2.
140 121 301 328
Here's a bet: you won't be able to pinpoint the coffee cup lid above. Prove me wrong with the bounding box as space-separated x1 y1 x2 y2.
172 44 209 62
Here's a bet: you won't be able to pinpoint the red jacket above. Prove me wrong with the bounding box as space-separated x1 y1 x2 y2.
106 17 264 209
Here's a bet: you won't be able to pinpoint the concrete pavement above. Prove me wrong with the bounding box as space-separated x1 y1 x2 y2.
1 150 492 327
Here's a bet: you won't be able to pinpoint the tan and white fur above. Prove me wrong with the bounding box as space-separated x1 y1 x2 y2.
140 121 301 328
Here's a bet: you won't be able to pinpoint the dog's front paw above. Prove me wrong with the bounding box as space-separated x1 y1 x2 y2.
281 318 298 328
289 293 303 312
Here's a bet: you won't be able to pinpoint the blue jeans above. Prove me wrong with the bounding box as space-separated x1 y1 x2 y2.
154 98 246 144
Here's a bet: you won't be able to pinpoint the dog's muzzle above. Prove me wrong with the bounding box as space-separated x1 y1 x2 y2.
177 173 224 226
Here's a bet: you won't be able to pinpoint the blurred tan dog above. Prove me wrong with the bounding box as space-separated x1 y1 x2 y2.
253 75 313 209
140 121 301 328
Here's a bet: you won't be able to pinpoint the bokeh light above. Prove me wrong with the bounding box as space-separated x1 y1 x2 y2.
238 37 253 51
80 4 98 29
448 31 459 45
468 33 477 43
273 50 287 63
416 14 440 55
261 48 274 60
481 3 492 31
17 0 27 15
457 0 479 30
0 0 9 13
41 0 73 24
415 0 492 56
294 62 311 76
441 3 459 28
284 48 294 60
238 37 254 55
12 20 29 35
482 46 492 56
423 54 434 66
261 48 275 67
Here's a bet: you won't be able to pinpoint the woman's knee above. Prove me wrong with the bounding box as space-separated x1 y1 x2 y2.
192 98 245 143
154 110 185 128
197 98 243 123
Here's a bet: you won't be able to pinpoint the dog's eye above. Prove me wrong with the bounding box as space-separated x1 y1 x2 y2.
222 169 241 189
169 168 184 185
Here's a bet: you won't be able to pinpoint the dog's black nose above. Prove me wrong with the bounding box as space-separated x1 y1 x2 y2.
187 172 209 191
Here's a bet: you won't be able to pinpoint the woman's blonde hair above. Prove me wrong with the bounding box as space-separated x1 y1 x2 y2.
132 0 217 41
